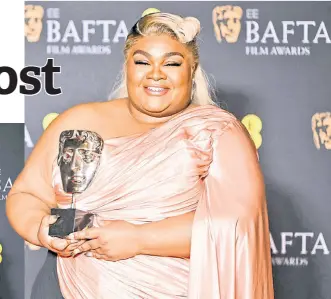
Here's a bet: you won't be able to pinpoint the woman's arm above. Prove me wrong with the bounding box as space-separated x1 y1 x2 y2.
187 119 274 299
137 211 195 258
6 104 94 247
6 192 53 246
70 211 196 260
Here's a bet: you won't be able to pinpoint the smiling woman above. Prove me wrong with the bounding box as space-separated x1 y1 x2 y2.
7 8 274 299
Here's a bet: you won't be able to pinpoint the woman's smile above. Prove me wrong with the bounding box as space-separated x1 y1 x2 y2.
143 86 170 96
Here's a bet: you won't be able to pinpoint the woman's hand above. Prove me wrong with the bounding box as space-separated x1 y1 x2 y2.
67 220 142 261
37 214 85 257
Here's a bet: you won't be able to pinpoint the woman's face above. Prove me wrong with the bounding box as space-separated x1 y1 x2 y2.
126 34 195 118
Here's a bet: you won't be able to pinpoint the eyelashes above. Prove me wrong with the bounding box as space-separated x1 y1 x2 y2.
166 62 182 67
134 61 182 67
134 61 148 65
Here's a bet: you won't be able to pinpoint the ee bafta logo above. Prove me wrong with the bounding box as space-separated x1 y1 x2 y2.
212 5 243 43
241 114 262 149
312 112 331 150
25 4 44 42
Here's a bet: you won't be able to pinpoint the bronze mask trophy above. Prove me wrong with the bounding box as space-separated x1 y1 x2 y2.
49 130 104 238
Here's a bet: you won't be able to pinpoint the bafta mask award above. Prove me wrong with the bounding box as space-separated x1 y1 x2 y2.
48 130 104 238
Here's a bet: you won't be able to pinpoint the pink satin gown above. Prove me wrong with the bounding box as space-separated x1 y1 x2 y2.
52 105 274 299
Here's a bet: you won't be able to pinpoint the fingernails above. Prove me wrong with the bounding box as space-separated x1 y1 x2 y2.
85 252 93 257
73 249 80 256
68 233 75 240
50 215 59 222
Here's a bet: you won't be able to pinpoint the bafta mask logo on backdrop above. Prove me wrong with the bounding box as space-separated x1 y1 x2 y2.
312 112 331 150
241 114 262 149
0 243 2 263
24 5 44 42
212 5 243 43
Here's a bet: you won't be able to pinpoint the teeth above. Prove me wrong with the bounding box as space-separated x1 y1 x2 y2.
147 87 165 92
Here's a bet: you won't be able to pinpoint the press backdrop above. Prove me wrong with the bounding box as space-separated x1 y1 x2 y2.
0 124 24 299
22 1 331 299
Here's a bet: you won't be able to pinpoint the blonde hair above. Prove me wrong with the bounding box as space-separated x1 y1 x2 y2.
109 12 217 106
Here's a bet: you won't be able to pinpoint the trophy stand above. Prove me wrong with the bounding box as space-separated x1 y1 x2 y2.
49 193 95 238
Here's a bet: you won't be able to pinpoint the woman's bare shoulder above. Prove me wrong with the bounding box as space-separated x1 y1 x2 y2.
53 98 127 127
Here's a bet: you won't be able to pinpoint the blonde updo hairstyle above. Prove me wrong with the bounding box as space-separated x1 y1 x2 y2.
110 9 217 106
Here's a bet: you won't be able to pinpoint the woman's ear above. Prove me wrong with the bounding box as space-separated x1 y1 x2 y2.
191 63 198 78
190 63 195 77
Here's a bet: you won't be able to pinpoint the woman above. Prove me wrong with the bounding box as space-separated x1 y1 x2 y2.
6 9 274 299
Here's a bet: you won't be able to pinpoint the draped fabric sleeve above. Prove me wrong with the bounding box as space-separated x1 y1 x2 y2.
188 119 274 299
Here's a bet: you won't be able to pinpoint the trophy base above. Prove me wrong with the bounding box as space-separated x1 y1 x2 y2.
49 208 95 238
